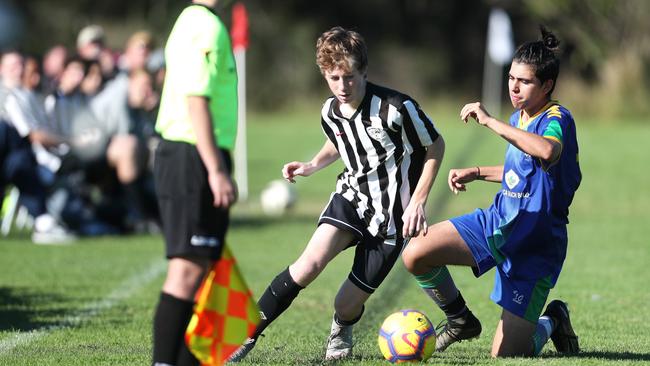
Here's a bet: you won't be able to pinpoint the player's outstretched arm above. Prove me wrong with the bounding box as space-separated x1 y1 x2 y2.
282 139 339 183
448 165 504 194
460 102 561 162
402 136 445 238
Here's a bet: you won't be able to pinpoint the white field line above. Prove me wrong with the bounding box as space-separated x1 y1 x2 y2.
0 259 166 354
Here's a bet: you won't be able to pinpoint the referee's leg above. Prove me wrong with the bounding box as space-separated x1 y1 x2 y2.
153 256 211 366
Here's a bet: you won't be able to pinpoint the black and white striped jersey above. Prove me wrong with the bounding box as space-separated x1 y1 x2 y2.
320 82 440 240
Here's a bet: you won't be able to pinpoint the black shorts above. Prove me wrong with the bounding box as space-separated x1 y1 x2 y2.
154 140 232 260
318 193 405 294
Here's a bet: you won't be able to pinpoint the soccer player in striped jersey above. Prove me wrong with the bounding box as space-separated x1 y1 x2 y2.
229 26 447 361
402 26 581 357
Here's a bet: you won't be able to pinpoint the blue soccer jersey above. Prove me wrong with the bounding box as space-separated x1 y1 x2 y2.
492 102 581 278
450 102 581 321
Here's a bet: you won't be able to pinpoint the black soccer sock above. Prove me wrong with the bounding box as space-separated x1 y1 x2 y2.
334 305 365 326
152 292 197 366
439 292 469 320
253 267 304 339
176 343 200 366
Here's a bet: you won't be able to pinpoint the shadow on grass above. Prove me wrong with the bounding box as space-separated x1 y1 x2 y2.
542 350 650 361
0 287 68 332
231 213 317 229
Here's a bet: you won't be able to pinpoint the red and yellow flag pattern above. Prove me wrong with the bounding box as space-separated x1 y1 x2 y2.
186 245 260 365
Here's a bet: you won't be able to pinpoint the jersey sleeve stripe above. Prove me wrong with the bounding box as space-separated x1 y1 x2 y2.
543 119 563 142
403 100 438 147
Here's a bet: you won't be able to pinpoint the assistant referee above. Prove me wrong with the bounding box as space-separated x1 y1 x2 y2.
151 1 238 365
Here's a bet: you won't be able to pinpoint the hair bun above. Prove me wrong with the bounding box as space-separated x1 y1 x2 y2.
540 25 560 51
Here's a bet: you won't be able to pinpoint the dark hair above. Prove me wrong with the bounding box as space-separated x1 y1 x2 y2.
64 54 97 75
513 25 561 95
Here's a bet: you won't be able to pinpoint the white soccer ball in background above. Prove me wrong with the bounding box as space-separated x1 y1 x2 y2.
260 179 297 216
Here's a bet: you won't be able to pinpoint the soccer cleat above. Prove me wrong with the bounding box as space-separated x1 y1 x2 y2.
435 311 482 352
324 318 354 361
227 337 257 363
543 300 580 354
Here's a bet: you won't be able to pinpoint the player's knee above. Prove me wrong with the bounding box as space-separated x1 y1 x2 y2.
491 338 534 358
163 258 211 299
290 259 325 285
402 245 427 275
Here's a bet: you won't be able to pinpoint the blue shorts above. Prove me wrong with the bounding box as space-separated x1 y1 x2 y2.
450 208 564 323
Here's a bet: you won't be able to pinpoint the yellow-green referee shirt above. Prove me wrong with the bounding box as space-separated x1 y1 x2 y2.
156 4 238 150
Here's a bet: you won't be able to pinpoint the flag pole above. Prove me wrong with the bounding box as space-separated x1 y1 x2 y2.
482 8 514 119
231 3 249 201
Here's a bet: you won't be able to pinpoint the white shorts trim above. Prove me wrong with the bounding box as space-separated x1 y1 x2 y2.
320 215 364 238
349 270 377 291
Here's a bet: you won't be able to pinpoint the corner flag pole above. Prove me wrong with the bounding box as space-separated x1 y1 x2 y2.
482 8 514 119
232 2 249 201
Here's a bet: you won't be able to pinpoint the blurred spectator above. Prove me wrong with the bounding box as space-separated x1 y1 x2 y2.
90 31 154 141
22 55 42 94
46 55 158 233
76 24 115 80
0 122 75 244
80 60 104 97
146 47 166 94
87 31 159 227
41 44 67 95
118 31 154 73
1 50 66 176
44 56 92 145
125 68 160 227
76 25 105 61
44 55 123 234
0 51 75 244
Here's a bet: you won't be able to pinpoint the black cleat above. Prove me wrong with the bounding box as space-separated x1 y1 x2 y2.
543 300 580 354
227 337 257 363
435 311 482 352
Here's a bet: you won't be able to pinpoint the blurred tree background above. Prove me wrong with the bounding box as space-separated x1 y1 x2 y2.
1 0 648 119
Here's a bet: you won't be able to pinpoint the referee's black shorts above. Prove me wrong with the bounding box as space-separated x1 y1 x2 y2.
154 140 232 260
318 193 405 294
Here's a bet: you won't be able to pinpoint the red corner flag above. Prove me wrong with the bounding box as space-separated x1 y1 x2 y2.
185 245 260 365
231 2 249 51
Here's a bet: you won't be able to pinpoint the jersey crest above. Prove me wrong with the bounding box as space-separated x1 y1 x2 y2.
366 126 387 142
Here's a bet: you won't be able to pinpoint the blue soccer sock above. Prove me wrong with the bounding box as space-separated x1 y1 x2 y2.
532 315 554 355
415 266 468 319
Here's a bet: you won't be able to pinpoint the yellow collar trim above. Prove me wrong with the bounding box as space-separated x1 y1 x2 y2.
518 101 558 130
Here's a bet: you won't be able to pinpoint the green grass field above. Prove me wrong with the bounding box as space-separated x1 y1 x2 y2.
1 106 649 365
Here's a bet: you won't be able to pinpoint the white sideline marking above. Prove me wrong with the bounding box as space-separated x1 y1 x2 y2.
0 259 166 354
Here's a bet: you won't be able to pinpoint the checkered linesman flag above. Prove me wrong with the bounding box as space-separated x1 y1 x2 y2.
185 245 260 365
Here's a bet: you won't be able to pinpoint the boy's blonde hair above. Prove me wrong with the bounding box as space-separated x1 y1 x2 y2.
316 27 367 74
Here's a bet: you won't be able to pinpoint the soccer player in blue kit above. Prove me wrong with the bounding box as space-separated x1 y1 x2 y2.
401 26 581 357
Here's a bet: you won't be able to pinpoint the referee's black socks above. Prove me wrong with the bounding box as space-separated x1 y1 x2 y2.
152 292 199 366
253 267 304 339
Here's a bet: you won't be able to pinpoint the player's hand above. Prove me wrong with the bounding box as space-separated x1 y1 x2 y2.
282 161 315 183
460 102 492 126
208 171 237 208
448 167 480 194
402 201 428 239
